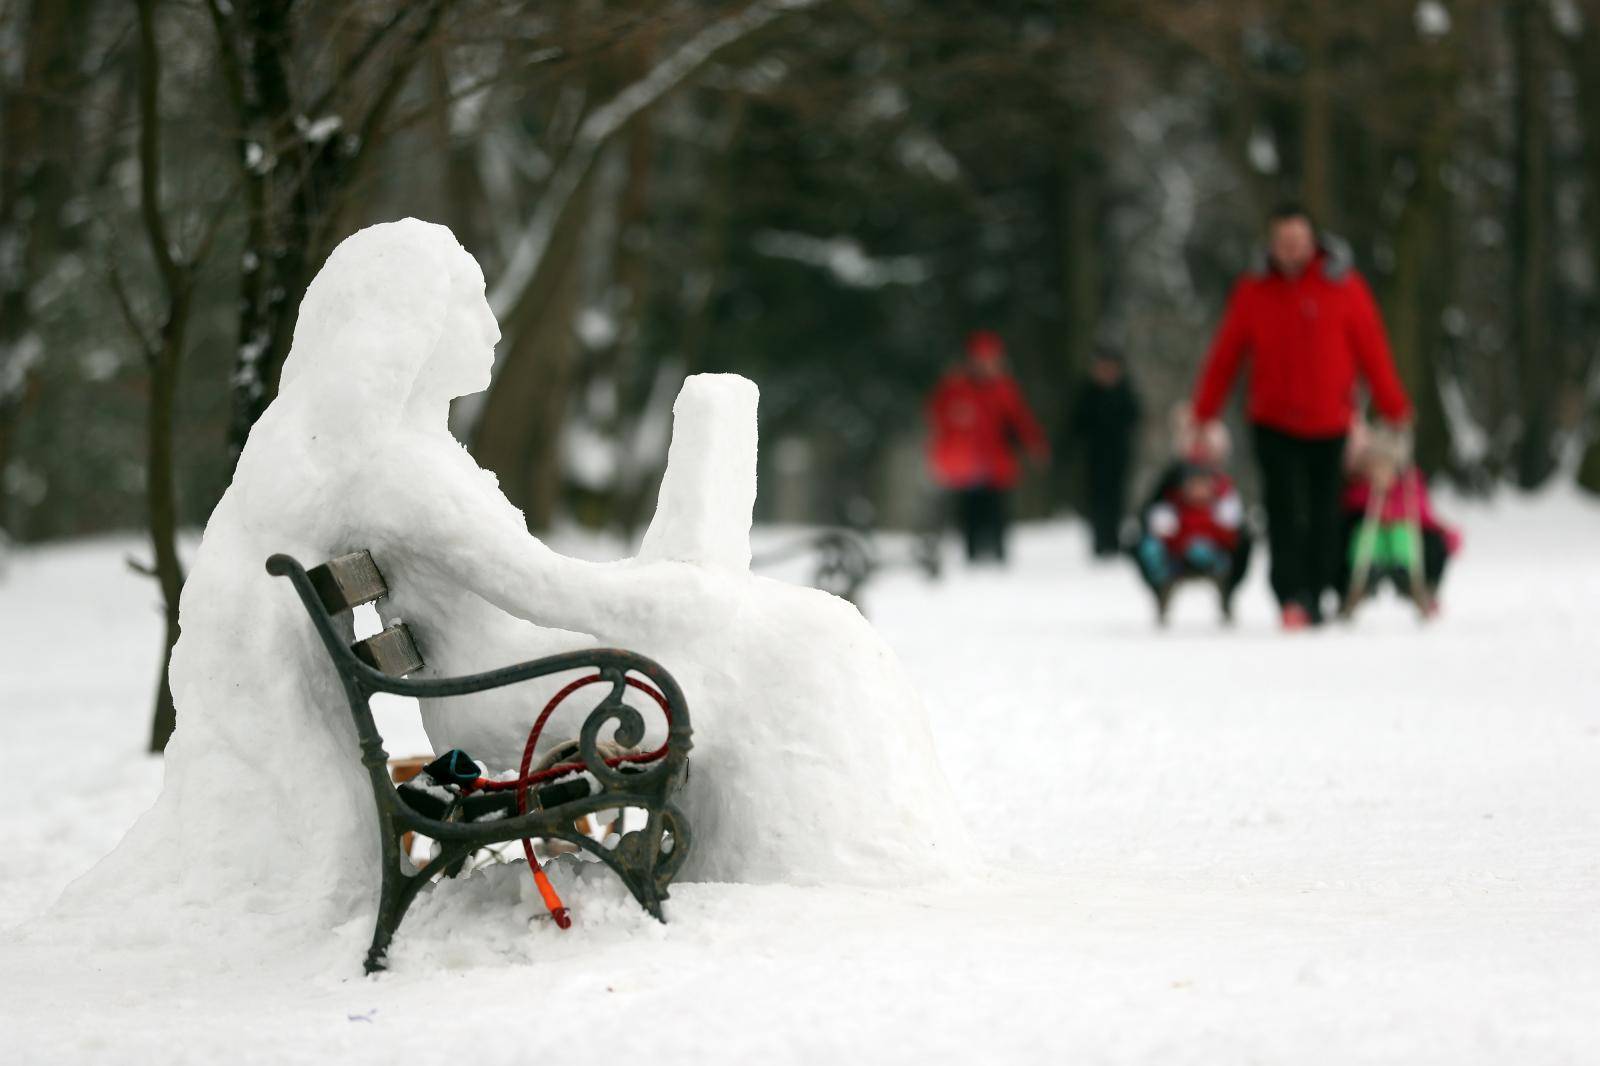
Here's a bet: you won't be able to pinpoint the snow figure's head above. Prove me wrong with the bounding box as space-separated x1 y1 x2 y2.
277 218 499 432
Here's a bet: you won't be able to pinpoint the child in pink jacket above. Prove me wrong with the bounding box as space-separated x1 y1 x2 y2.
1339 425 1461 612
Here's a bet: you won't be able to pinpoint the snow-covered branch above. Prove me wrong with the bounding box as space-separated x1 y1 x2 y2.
752 230 929 288
487 0 822 317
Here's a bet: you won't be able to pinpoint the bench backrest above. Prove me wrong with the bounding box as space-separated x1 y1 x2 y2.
307 550 424 677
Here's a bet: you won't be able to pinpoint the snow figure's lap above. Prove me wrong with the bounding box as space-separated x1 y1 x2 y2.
43 218 960 969
592 375 963 884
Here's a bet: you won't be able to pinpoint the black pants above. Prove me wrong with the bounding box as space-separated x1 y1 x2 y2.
954 487 1009 562
1086 451 1130 556
1253 425 1347 617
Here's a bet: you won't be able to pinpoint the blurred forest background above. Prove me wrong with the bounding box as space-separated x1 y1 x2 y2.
6 0 1600 551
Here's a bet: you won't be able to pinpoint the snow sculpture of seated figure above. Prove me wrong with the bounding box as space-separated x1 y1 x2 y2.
56 218 961 957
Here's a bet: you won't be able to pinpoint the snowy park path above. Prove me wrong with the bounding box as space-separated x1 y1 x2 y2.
3 495 1598 1064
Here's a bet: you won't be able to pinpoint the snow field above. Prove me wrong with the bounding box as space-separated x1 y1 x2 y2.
2 491 1597 1064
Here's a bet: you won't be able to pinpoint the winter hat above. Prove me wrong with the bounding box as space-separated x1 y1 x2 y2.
964 330 1006 364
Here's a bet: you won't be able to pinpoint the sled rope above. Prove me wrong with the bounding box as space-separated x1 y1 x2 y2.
1343 478 1386 615
1402 464 1434 617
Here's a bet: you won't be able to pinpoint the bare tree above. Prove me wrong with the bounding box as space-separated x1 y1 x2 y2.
1509 0 1556 488
465 0 824 528
205 0 456 461
0 0 98 538
121 0 228 751
1563 0 1600 494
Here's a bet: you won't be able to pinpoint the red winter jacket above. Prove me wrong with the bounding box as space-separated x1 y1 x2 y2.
1143 463 1245 554
926 369 1048 490
1193 244 1410 438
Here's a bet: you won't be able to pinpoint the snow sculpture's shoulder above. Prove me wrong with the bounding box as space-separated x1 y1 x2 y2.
637 374 758 573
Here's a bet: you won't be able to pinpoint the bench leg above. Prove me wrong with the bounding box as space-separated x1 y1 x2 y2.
364 802 690 972
365 806 408 973
599 803 690 923
365 812 473 974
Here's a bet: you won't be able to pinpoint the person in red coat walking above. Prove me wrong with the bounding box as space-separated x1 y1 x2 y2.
1191 204 1411 627
926 330 1049 563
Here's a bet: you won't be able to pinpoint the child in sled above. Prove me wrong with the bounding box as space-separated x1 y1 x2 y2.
1338 423 1460 617
1132 416 1253 624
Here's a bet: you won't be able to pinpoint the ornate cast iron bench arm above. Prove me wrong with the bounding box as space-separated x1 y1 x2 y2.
267 552 693 974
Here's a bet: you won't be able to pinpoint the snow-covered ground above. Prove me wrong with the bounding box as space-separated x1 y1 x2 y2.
2 493 1597 1064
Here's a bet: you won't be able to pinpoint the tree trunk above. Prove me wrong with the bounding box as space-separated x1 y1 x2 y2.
1510 0 1555 488
1579 438 1600 495
1056 116 1101 509
1385 150 1452 475
587 108 659 531
135 0 193 752
470 171 595 528
222 0 295 463
1563 3 1600 494
0 0 91 538
146 293 191 752
1381 23 1460 478
214 0 451 462
1299 0 1333 224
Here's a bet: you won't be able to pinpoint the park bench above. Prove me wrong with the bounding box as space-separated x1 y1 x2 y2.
267 550 693 974
752 527 942 606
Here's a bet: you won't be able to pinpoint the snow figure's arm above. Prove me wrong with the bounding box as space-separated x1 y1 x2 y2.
393 374 757 642
377 453 592 629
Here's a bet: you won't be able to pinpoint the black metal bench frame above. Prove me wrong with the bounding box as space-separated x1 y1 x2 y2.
267 551 693 974
751 527 942 606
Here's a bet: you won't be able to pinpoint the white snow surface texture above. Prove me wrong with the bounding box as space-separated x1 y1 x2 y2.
2 490 1599 1063
44 219 960 959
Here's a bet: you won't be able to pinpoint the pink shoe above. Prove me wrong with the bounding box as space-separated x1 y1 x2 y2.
1280 603 1311 630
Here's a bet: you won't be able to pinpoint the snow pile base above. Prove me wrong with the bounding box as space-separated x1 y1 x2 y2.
38 218 960 969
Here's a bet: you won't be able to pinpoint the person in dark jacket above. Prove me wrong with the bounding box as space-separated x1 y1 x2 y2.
1070 348 1141 557
1191 203 1411 629
926 330 1050 563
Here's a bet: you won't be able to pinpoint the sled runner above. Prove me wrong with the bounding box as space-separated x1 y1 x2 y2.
1149 543 1255 625
269 549 693 974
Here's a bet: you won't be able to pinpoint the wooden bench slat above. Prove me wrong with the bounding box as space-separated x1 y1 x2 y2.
353 623 424 676
307 550 388 614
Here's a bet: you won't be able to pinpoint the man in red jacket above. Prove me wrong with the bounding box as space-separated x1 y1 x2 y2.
1192 204 1411 628
927 330 1049 563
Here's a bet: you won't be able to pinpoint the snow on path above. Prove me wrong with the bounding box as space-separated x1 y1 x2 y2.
2 494 1598 1064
